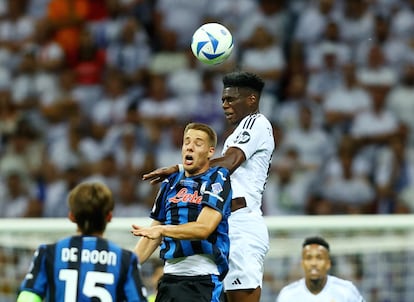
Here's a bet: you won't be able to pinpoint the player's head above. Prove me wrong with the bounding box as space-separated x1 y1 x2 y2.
221 71 264 125
182 123 216 176
68 182 114 235
301 236 331 283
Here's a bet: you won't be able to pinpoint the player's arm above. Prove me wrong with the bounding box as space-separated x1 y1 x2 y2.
132 206 222 240
16 291 42 302
210 146 246 174
133 220 163 264
142 165 179 184
142 147 246 184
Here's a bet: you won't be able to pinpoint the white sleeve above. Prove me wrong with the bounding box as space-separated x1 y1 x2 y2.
227 115 273 160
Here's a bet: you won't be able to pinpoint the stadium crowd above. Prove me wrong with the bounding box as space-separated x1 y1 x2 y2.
1 1 414 301
0 0 414 219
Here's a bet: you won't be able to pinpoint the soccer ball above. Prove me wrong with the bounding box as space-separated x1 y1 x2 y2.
191 23 234 65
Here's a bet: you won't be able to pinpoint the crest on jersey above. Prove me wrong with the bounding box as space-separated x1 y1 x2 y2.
211 182 223 194
234 131 250 144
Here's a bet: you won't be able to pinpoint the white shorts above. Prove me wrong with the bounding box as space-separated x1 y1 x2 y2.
223 207 269 291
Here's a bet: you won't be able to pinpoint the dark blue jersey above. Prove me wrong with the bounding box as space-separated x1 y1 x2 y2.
150 166 232 280
19 235 148 302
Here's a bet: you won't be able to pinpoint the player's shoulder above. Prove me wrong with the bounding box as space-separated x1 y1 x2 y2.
239 113 272 130
277 278 304 299
209 165 230 176
327 275 363 297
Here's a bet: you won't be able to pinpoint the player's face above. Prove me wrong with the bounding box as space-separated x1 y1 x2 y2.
182 129 214 176
301 244 331 281
221 87 254 125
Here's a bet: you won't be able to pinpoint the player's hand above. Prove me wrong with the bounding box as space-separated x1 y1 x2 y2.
131 224 162 240
142 165 178 184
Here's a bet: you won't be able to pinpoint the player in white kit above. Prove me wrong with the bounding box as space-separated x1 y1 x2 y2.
276 236 365 302
143 71 275 302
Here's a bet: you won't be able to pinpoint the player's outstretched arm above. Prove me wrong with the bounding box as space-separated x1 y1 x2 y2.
132 207 221 240
142 165 179 184
133 220 163 264
210 147 246 174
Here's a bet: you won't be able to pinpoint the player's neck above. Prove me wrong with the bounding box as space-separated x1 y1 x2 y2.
306 277 327 295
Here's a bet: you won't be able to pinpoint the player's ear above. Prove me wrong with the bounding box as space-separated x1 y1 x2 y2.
106 211 113 223
68 211 76 223
208 146 215 159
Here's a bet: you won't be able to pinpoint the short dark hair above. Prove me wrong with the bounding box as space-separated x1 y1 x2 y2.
222 71 265 94
302 236 330 251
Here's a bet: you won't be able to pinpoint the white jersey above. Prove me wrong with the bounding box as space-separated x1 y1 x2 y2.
276 275 365 302
222 113 274 215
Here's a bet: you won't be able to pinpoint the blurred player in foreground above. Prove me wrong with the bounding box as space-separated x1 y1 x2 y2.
276 236 365 302
17 182 148 302
142 71 275 302
132 122 232 302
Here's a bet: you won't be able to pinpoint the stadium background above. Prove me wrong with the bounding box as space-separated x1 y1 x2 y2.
1 0 414 301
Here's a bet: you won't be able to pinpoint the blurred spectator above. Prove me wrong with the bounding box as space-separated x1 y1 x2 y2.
46 0 90 67
339 0 374 48
375 136 414 213
323 63 371 141
0 88 21 149
91 70 131 128
281 105 334 172
238 0 289 48
110 123 147 176
306 21 351 72
276 73 324 131
319 146 376 214
134 73 182 149
293 0 340 46
0 169 41 218
390 0 414 40
263 151 313 216
41 161 82 217
106 17 151 91
0 0 34 68
153 0 208 50
307 41 344 103
387 64 414 146
240 24 285 94
113 173 149 217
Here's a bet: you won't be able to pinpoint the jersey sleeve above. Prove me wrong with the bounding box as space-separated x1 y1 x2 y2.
228 115 274 160
149 177 171 222
123 252 148 302
19 245 48 298
202 167 232 215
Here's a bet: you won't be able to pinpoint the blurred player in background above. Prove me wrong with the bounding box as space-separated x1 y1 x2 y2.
276 236 365 302
142 71 275 302
132 122 232 302
17 182 148 302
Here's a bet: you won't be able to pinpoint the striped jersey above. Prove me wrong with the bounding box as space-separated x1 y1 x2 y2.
151 166 232 280
222 113 274 215
276 275 365 302
19 236 148 302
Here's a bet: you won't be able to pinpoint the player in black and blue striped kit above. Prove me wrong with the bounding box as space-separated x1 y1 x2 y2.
17 182 148 302
132 122 232 302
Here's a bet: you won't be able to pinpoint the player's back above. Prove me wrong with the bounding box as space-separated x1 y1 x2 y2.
20 235 147 302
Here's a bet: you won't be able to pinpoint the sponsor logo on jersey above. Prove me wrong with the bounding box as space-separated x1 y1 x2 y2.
179 179 199 188
169 188 202 204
